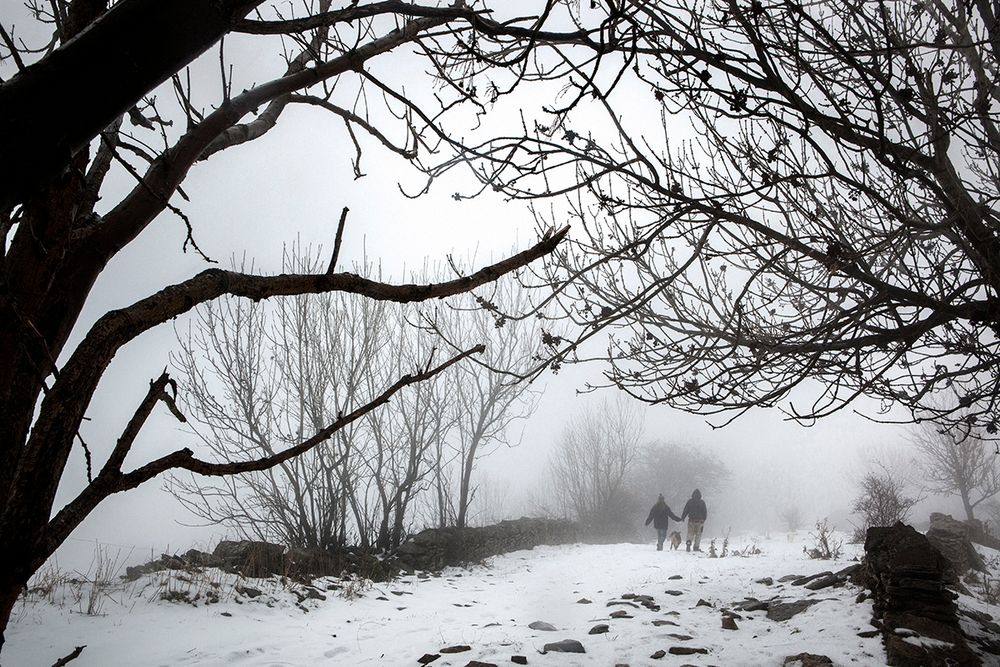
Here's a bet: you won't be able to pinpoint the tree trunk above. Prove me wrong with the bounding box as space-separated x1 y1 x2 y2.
0 0 262 211
961 489 976 522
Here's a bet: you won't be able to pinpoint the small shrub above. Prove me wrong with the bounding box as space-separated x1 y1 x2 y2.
805 518 843 560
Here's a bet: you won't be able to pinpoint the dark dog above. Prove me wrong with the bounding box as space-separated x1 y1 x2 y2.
669 531 682 550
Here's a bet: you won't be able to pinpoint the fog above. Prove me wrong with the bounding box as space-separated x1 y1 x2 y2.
18 10 973 577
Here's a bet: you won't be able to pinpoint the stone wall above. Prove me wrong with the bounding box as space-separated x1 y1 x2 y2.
396 517 580 571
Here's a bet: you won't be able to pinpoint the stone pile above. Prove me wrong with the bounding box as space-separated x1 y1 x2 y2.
863 523 980 666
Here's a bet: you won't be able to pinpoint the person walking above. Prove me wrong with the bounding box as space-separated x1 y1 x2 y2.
680 489 708 552
644 494 681 551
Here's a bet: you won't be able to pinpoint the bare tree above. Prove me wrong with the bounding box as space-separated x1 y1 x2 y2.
441 0 1000 437
434 275 553 529
547 398 643 538
779 507 805 533
633 441 729 507
169 250 396 550
0 0 590 646
851 461 923 542
912 419 1000 521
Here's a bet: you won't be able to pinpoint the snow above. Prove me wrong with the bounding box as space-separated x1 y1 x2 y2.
0 532 949 666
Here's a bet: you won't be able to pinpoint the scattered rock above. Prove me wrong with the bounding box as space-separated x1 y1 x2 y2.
589 624 610 635
608 600 640 608
440 645 471 654
664 590 683 596
721 616 739 630
755 577 773 586
417 654 440 664
650 649 666 659
790 572 831 587
857 630 880 638
696 599 713 608
668 574 683 580
668 646 708 655
666 633 692 641
609 610 632 619
511 656 528 665
464 662 497 667
576 598 592 604
734 598 769 613
782 653 833 666
766 600 819 622
778 574 804 582
651 619 678 627
541 639 585 654
528 621 557 631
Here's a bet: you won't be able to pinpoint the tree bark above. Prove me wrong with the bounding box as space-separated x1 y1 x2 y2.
0 0 263 212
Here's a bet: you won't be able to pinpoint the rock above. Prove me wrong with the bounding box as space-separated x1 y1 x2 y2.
511 656 527 665
464 662 497 667
664 590 683 596
790 572 831 587
782 653 833 666
542 639 585 654
236 585 262 599
440 645 471 654
417 655 440 665
651 619 678 626
668 574 683 580
857 630 879 638
576 598 592 604
650 649 666 659
666 633 693 641
589 624 610 635
528 621 557 631
864 522 982 666
734 598 769 613
755 577 773 586
668 646 708 655
778 574 804 582
926 512 986 578
213 540 286 578
695 599 712 607
608 600 640 608
766 600 819 621
721 616 738 630
609 610 632 619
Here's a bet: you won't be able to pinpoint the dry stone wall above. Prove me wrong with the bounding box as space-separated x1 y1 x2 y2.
396 518 580 571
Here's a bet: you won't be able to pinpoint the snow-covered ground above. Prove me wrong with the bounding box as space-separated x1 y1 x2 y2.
5 532 998 666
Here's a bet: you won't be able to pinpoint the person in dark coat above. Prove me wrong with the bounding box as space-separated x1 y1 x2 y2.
680 489 708 551
645 494 682 551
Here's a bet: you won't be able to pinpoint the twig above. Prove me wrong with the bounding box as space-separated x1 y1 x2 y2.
326 207 349 274
51 645 86 667
0 23 26 71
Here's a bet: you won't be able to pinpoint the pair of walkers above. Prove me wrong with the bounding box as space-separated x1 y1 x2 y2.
643 489 707 552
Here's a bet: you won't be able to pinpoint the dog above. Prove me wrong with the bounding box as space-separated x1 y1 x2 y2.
669 531 682 550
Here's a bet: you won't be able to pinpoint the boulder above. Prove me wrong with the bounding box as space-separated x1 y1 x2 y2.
863 522 981 666
766 600 819 621
542 639 585 654
926 513 986 578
